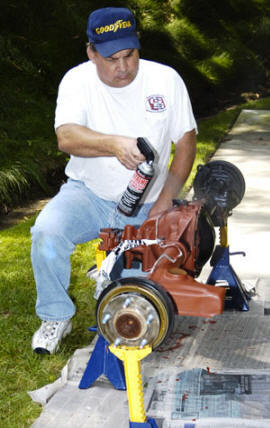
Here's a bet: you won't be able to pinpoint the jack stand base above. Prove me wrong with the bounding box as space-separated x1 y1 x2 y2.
79 328 126 390
129 418 159 427
207 245 250 311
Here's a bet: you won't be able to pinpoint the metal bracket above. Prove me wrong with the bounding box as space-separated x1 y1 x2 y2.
207 245 250 311
129 418 159 427
79 327 126 390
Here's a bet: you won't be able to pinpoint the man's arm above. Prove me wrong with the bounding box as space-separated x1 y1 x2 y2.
148 129 196 218
56 123 145 170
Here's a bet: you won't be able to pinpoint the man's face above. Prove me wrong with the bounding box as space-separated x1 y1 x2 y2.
87 48 139 88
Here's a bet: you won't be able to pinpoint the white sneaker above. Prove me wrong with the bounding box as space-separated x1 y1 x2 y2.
32 320 72 354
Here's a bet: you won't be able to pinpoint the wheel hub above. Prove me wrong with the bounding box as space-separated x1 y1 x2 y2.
115 312 143 339
98 293 160 347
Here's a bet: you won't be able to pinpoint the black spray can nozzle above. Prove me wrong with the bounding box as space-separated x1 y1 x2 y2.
137 137 155 163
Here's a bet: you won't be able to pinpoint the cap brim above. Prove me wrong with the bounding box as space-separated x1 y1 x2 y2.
95 36 140 57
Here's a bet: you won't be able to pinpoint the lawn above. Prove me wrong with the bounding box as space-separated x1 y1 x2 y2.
0 216 98 427
0 97 269 427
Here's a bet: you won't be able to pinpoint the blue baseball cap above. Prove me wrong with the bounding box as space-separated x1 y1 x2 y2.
87 7 140 57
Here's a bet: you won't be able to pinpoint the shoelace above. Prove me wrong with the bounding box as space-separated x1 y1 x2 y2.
41 321 60 338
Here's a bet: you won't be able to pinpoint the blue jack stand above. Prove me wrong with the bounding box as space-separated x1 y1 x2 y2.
129 418 159 427
79 327 126 390
207 245 250 311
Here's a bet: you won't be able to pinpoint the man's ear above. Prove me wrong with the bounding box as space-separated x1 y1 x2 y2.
87 45 96 63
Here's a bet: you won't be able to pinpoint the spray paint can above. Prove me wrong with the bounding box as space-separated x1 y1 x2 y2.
117 137 155 216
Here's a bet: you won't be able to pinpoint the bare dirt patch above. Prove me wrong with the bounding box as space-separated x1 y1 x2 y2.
0 198 50 230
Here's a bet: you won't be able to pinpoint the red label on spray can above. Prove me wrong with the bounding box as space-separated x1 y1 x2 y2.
129 170 149 192
117 161 154 216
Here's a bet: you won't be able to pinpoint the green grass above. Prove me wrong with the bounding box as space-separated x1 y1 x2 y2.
0 217 97 427
0 97 269 427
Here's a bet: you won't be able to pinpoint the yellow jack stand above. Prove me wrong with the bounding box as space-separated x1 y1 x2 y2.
109 345 159 428
93 241 107 270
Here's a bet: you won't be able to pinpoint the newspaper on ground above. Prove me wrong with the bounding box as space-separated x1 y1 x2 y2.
144 368 270 427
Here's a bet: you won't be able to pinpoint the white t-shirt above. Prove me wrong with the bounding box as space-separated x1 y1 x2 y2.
55 59 197 203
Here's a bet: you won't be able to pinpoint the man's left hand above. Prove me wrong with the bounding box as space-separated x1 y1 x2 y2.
147 199 173 218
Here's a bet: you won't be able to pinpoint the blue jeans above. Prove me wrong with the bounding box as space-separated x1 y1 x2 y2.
31 179 153 321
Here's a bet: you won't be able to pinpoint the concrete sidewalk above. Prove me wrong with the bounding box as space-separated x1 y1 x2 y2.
30 109 270 428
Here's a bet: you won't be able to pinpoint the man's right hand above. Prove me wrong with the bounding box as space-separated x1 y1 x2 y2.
113 136 145 170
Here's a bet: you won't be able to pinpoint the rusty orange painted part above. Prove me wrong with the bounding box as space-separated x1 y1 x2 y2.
99 201 226 319
149 270 225 318
147 243 225 318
